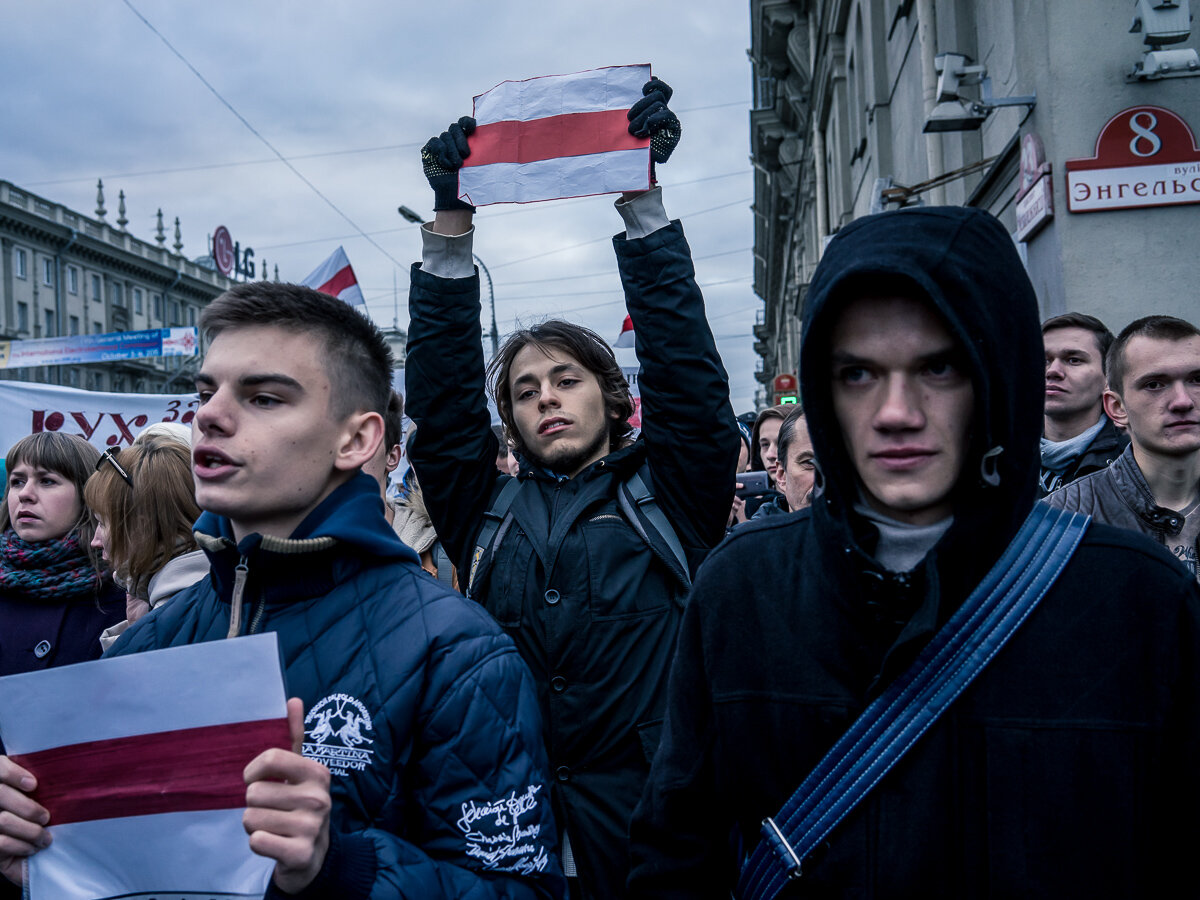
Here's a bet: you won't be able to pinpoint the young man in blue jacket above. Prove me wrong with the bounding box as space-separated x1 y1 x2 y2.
0 284 564 900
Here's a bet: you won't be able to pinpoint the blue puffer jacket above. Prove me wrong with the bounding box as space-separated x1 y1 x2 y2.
108 473 565 900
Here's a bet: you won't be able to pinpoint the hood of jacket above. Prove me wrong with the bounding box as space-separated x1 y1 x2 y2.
194 471 422 605
799 206 1044 599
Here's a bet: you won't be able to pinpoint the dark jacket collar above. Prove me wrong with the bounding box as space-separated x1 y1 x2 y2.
1109 444 1191 537
194 471 421 604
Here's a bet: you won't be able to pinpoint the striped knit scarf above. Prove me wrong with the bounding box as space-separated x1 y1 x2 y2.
0 531 97 602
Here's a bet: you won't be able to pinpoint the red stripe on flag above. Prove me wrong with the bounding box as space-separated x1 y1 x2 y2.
317 265 357 299
12 718 291 826
463 109 648 167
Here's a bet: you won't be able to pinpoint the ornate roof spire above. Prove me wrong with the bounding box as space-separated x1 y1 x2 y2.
95 179 107 220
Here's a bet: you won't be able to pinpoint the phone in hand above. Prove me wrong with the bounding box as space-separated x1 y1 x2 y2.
735 470 770 499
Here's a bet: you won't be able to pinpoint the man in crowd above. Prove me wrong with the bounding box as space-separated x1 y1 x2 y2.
1046 315 1200 581
771 404 815 512
628 207 1200 896
405 80 738 899
0 284 562 899
1040 312 1128 494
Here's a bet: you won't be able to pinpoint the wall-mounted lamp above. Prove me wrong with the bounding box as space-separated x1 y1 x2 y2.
1128 0 1200 81
923 53 1037 133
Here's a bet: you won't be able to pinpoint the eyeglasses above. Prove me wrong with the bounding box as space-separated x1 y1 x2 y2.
95 446 133 488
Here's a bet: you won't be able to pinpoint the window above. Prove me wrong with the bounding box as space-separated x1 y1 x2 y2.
69 315 80 336
92 274 102 302
153 293 163 320
133 287 143 315
112 375 125 392
168 300 180 324
42 258 54 286
188 306 196 326
93 321 102 335
111 283 124 308
66 368 80 388
14 248 27 279
44 309 55 337
67 266 79 294
17 303 29 333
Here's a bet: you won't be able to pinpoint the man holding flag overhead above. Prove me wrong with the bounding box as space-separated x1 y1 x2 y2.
405 72 739 899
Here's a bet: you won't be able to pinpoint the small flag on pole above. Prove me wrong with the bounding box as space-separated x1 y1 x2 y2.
614 314 636 348
459 65 652 206
301 246 365 306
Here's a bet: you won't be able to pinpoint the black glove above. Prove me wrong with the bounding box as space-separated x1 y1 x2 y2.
421 116 477 212
628 78 681 168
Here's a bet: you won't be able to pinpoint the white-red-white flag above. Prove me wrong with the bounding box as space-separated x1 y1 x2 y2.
0 634 289 900
301 245 365 306
614 314 636 348
459 65 652 206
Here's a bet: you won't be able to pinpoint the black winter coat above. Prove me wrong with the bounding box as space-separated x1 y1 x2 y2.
629 207 1200 898
407 220 739 899
0 557 123 677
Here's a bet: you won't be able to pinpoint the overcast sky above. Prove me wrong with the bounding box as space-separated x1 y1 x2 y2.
2 2 759 411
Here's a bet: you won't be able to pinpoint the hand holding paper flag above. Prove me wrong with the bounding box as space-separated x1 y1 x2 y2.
301 245 365 306
459 64 653 206
0 634 290 900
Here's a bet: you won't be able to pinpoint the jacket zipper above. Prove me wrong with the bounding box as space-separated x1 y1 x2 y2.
226 555 249 639
248 596 267 634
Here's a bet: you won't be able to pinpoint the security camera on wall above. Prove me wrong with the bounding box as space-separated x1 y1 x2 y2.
1128 0 1200 80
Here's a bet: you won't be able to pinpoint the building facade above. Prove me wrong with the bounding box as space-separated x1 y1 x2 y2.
0 180 236 393
749 0 1200 405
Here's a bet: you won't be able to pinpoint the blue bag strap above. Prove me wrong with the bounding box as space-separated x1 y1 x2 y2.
737 503 1090 900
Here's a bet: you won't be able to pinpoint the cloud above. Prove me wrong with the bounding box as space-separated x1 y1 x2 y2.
2 0 760 410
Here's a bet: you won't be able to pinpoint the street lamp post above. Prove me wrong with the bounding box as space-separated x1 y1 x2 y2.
399 205 499 358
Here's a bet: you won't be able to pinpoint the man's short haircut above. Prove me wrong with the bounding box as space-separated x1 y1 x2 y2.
750 405 790 471
383 391 404 452
776 403 807 461
1042 312 1115 374
487 320 634 459
200 282 394 418
1106 315 1200 396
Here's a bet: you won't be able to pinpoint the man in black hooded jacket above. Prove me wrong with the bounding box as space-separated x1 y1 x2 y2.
628 206 1200 898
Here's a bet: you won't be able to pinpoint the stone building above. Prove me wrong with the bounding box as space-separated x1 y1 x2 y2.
749 0 1200 405
0 179 235 393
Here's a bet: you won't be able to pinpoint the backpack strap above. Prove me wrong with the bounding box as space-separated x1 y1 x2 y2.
432 540 455 588
466 476 523 599
618 463 691 591
737 504 1091 900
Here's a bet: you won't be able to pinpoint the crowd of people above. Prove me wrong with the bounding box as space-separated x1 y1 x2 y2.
0 78 1198 900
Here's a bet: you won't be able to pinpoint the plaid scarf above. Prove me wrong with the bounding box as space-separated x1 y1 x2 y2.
0 530 98 602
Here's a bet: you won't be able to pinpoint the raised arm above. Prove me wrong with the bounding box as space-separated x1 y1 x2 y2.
613 80 740 567
405 116 509 573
